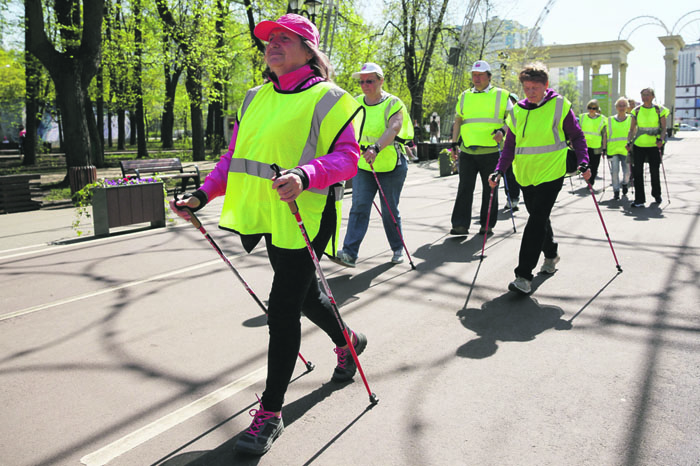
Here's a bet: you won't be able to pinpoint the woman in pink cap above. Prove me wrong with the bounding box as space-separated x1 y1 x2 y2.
171 13 366 455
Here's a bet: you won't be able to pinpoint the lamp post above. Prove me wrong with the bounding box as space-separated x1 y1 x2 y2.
288 0 322 24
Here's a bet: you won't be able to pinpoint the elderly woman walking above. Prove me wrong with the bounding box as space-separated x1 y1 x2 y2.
489 62 590 295
171 14 367 455
332 62 413 267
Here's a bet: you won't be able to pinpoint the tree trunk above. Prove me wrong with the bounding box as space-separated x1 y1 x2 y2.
96 65 105 153
23 50 40 167
85 95 104 168
160 64 182 149
133 0 148 159
117 109 126 150
185 68 205 162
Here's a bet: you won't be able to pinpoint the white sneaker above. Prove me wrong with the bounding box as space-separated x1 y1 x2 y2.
508 276 532 294
391 250 404 264
539 255 560 274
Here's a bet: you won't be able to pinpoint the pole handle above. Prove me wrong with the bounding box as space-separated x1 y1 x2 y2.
270 163 300 215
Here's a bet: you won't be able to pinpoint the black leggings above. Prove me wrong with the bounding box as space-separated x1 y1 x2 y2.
261 198 346 412
514 177 563 281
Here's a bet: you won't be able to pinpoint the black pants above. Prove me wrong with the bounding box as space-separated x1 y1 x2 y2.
451 151 499 230
632 145 661 204
514 177 563 281
261 198 346 412
588 148 602 185
504 166 520 205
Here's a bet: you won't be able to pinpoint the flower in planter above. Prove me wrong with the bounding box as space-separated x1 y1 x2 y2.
72 176 171 236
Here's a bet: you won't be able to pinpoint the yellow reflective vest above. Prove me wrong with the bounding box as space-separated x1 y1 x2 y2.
357 93 413 173
507 96 571 187
607 115 631 156
456 86 509 148
632 105 666 147
579 113 607 149
219 81 362 250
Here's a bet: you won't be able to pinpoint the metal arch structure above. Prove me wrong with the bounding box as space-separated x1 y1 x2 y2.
672 10 700 41
618 15 670 40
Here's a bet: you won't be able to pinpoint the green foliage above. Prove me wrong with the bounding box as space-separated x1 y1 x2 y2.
0 46 24 137
555 72 581 114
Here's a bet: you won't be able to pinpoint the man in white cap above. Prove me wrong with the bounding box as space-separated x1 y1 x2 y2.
449 60 513 236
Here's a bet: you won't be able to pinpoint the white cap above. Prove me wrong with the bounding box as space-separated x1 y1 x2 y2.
352 62 384 79
471 60 491 72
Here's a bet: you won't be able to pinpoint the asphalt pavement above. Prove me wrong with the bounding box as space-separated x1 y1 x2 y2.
1 133 698 466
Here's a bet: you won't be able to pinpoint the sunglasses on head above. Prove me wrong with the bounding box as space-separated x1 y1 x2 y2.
359 79 375 85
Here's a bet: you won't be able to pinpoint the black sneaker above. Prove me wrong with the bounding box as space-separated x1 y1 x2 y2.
654 196 662 204
613 191 620 200
631 202 644 208
449 226 468 236
622 184 628 195
331 330 367 382
235 396 284 455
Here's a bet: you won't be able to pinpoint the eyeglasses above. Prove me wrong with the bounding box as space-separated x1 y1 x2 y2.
587 106 598 110
359 79 375 85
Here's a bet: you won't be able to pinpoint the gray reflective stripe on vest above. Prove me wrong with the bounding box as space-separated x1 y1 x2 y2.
460 89 504 125
509 108 517 127
583 131 599 136
240 86 263 121
298 86 347 167
333 184 344 201
637 126 661 136
608 116 629 142
515 97 567 155
462 117 504 125
384 97 400 125
228 158 328 196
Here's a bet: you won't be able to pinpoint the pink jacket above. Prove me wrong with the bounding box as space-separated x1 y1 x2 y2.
200 65 360 201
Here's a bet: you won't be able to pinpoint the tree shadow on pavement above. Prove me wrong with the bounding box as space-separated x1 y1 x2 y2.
327 262 396 307
455 292 566 359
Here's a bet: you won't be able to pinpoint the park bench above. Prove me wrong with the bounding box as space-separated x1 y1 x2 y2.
0 174 41 214
120 157 200 194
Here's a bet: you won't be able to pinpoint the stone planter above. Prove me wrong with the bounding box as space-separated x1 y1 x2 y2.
92 183 166 236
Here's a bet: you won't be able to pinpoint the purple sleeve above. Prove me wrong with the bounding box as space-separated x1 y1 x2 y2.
495 128 516 173
563 110 589 165
300 123 360 189
199 122 237 201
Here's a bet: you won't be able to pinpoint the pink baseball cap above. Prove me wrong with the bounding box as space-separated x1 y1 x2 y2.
254 14 320 48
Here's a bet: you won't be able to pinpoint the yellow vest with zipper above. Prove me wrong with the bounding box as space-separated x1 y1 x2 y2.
219 81 362 250
607 115 631 156
357 93 413 173
508 96 571 187
456 87 509 148
579 113 606 149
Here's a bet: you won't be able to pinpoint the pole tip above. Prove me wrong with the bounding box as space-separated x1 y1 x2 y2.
369 393 379 405
616 265 623 273
305 361 315 372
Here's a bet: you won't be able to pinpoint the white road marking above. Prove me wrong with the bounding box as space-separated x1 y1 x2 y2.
80 366 267 466
0 260 219 322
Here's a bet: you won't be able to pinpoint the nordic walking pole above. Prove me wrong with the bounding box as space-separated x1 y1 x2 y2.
178 205 315 372
271 164 378 405
480 182 496 260
583 180 623 273
368 162 416 270
659 147 670 203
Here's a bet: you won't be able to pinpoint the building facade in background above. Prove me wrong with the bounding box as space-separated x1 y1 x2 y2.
675 42 700 127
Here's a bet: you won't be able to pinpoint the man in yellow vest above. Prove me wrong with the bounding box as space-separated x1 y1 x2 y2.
449 60 513 236
627 87 667 207
489 62 590 295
